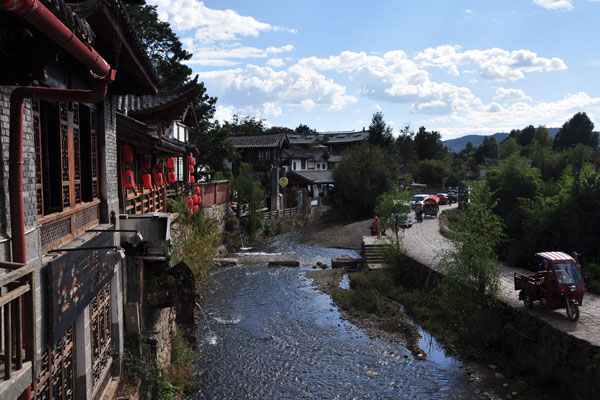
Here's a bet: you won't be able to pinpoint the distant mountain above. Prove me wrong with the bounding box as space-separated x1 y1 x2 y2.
443 128 560 153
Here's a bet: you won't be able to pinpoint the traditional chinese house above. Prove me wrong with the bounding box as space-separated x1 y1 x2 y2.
115 77 200 215
0 0 160 399
230 133 289 211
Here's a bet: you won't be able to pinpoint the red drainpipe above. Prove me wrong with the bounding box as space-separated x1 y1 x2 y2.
0 3 115 398
0 0 115 265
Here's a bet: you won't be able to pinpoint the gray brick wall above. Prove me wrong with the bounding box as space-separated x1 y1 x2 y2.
0 86 38 237
99 96 119 224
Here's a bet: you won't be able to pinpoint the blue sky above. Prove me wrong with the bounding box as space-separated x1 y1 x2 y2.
149 0 600 139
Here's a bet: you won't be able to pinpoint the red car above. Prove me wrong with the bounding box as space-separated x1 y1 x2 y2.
436 193 448 205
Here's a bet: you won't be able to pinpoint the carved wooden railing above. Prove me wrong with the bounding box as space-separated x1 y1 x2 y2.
0 262 34 383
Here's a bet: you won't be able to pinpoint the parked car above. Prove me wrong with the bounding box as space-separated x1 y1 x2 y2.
392 200 413 228
436 193 448 205
447 191 458 203
410 194 428 209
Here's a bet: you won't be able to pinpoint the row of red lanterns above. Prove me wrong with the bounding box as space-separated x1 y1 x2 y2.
122 144 168 190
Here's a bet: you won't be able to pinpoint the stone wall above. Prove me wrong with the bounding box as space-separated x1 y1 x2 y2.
202 203 228 230
399 255 600 400
149 307 177 365
100 96 119 224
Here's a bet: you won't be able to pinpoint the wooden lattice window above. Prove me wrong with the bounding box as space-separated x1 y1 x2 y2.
34 100 99 216
90 282 111 390
35 326 75 400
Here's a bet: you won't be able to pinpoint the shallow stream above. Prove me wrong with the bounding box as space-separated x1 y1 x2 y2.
193 232 475 399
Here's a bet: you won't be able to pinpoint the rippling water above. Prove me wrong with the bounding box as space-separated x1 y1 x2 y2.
193 233 474 399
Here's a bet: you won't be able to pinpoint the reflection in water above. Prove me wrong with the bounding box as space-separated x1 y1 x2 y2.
194 236 473 399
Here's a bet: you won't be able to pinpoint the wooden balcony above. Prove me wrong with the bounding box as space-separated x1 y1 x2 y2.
0 262 34 400
39 201 101 254
124 186 167 215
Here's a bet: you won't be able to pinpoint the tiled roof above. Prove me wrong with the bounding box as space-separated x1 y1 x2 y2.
283 149 312 159
287 170 334 184
327 155 343 163
287 130 369 145
230 133 289 149
115 76 198 116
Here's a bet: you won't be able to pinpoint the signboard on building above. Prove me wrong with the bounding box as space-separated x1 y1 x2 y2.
48 233 116 344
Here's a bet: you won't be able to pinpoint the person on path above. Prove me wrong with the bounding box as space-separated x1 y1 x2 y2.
373 216 381 236
572 252 582 269
415 204 423 223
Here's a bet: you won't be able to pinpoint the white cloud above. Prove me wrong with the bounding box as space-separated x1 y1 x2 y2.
373 104 382 112
415 45 567 81
196 64 358 115
493 87 533 102
533 0 574 11
465 9 473 13
261 102 282 117
266 58 285 67
299 50 478 115
148 0 295 43
213 105 236 122
427 92 600 138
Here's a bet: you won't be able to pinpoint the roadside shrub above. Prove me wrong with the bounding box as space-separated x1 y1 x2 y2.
583 263 600 294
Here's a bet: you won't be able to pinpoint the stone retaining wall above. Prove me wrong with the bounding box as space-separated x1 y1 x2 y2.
399 255 600 400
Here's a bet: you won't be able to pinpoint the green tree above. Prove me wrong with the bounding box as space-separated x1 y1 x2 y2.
414 159 448 186
474 136 498 164
414 127 446 160
499 137 521 159
553 112 598 150
441 181 505 315
393 126 417 172
125 4 192 90
231 163 266 238
375 187 411 255
333 145 397 218
295 124 318 135
368 112 394 148
226 115 266 135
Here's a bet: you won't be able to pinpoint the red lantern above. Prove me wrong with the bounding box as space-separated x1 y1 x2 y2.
142 157 152 169
190 175 195 184
192 195 198 204
187 198 194 209
142 173 152 189
187 155 195 166
154 173 164 186
122 145 134 164
168 171 176 183
197 195 202 205
168 157 175 169
194 186 201 195
193 205 199 214
188 165 194 173
122 170 135 188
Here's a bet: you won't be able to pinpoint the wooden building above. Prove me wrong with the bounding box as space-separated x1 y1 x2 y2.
0 0 162 399
230 133 289 211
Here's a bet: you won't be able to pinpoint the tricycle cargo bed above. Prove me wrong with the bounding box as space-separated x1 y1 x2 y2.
514 272 539 291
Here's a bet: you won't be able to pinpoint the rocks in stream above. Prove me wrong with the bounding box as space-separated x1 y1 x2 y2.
312 261 327 269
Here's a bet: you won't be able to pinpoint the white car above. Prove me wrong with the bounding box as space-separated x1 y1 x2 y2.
410 194 428 209
392 200 414 228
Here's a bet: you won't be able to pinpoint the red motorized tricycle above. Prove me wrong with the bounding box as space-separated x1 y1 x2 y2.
514 251 587 321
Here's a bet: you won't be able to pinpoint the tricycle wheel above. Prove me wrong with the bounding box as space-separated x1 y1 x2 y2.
523 293 533 309
566 301 580 322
